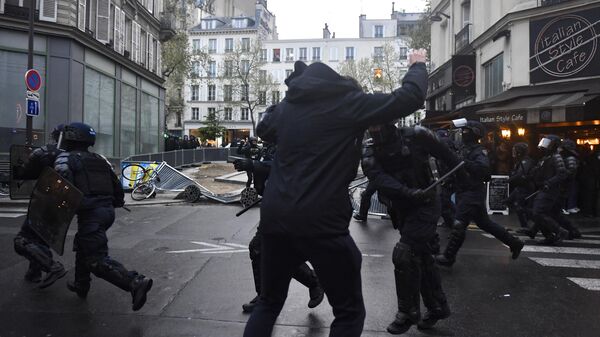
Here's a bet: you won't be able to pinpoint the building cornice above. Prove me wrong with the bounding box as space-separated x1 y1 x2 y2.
0 16 165 86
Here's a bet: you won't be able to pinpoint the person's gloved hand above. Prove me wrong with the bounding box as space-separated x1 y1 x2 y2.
410 188 435 203
234 158 254 172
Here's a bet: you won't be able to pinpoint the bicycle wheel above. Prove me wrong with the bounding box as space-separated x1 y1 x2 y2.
131 182 156 201
121 164 147 183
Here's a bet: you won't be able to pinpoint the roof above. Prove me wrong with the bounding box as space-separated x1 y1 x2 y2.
189 16 258 32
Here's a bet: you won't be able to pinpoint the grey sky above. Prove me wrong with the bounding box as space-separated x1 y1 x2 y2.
267 0 428 39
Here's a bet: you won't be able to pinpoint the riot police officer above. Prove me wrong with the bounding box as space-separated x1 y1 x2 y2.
362 124 460 334
435 128 457 228
521 135 570 244
555 139 582 239
54 122 153 311
238 137 262 188
435 120 524 267
13 124 67 288
507 143 535 229
233 142 325 313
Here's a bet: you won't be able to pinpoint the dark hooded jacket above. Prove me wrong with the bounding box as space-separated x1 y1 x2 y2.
257 61 428 237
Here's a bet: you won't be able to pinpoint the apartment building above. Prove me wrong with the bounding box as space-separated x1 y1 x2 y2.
0 0 172 158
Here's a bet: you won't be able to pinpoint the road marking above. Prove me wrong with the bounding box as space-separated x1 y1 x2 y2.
513 233 600 240
567 278 600 291
522 246 600 255
167 241 248 254
482 233 600 246
529 257 600 269
362 254 384 258
0 212 26 218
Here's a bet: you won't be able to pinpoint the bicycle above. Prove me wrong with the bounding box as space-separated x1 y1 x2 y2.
121 162 162 201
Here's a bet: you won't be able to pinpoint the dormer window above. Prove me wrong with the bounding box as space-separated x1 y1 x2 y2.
232 18 248 29
202 19 218 29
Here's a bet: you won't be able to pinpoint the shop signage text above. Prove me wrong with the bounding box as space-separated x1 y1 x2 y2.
479 112 525 124
530 7 600 83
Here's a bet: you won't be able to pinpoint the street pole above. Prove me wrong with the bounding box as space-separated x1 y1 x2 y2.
26 0 34 145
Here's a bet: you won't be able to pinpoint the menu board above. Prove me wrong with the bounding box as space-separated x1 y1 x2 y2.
486 175 510 215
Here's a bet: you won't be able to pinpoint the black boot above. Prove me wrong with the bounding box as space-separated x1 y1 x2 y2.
516 227 536 240
131 275 153 311
419 254 450 330
387 310 419 335
435 221 467 267
24 263 42 283
417 302 451 330
67 280 90 298
292 263 325 309
39 261 67 289
388 243 420 334
508 237 525 260
242 295 259 313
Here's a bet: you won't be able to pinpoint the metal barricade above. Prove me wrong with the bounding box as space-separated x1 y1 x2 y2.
348 177 389 217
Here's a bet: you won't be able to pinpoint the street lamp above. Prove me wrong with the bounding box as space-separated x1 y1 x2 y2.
429 12 451 22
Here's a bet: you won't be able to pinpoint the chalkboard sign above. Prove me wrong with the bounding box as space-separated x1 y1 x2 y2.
486 175 510 215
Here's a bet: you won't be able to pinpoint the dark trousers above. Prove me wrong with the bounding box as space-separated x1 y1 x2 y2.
357 181 377 218
440 186 455 227
455 195 515 246
243 233 365 337
14 219 53 271
507 188 532 228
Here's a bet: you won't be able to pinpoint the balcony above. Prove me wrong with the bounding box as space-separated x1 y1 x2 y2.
455 24 470 54
159 12 177 42
3 4 38 20
539 0 572 6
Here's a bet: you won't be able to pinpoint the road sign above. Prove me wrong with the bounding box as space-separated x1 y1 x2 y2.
26 99 39 116
25 69 42 92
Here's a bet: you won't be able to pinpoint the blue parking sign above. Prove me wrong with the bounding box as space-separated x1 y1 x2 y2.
26 99 39 116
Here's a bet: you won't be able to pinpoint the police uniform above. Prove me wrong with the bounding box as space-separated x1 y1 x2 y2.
237 137 262 188
362 125 459 334
13 126 67 288
507 143 535 229
435 120 524 267
54 122 152 311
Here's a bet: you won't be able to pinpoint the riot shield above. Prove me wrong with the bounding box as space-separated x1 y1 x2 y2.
10 144 39 199
28 167 83 255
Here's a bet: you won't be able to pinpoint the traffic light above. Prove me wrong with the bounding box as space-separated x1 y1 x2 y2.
374 68 383 80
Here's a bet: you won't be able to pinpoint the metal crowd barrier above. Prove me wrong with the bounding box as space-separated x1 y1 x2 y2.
123 148 236 169
348 177 388 216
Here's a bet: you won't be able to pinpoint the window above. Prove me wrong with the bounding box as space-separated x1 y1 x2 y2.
191 61 200 77
484 53 503 99
375 25 384 38
299 47 307 61
285 69 293 78
241 108 249 120
241 60 250 74
84 68 114 155
399 47 408 60
191 85 199 100
208 84 216 101
192 107 199 120
312 47 320 61
259 70 267 83
399 24 407 36
208 38 217 53
461 1 471 27
224 85 232 101
345 47 355 60
207 107 216 119
232 18 247 28
272 91 280 104
273 48 281 62
285 48 294 61
329 47 338 61
208 61 216 77
260 49 267 61
192 39 201 52
224 60 233 77
374 47 383 61
121 84 136 157
225 38 233 52
141 92 159 153
258 91 266 105
241 38 250 51
224 107 232 120
241 84 249 101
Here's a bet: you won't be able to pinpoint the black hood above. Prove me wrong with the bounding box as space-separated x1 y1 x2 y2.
284 61 307 86
286 62 360 102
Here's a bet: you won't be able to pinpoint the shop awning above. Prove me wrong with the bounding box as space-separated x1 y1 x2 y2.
477 91 597 114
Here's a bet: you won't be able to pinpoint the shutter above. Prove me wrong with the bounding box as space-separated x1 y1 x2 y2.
39 0 57 22
157 41 162 76
1 0 4 14
96 0 110 43
131 22 137 62
77 0 86 31
133 23 140 63
148 0 153 14
113 6 121 53
120 10 126 54
148 35 154 72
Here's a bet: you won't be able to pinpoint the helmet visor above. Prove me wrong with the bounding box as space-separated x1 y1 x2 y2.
538 138 552 149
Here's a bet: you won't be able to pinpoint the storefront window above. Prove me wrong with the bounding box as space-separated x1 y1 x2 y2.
484 53 503 99
84 67 115 156
0 50 46 152
141 92 159 153
121 84 137 157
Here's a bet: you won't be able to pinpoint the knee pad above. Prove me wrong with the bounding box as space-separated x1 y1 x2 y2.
392 242 413 270
450 220 468 238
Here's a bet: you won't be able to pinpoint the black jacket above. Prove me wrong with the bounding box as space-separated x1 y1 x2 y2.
455 143 491 199
257 62 428 237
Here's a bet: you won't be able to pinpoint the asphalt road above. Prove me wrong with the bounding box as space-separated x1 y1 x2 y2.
1 203 600 337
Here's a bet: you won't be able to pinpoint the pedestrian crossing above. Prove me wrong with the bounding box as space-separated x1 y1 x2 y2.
481 231 600 291
0 207 27 218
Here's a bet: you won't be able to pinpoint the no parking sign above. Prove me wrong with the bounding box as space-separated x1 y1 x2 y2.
25 69 42 117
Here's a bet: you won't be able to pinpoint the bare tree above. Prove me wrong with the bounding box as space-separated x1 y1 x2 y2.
337 58 377 93
373 42 403 93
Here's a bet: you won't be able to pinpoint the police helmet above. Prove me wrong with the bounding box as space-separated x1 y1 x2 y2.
51 124 65 142
452 119 485 139
538 134 561 152
435 128 449 138
560 139 577 155
62 122 96 146
512 142 529 158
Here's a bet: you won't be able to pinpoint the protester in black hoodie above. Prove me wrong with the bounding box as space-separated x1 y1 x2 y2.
243 49 428 337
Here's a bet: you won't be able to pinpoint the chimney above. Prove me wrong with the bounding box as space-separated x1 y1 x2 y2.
392 2 395 14
323 23 331 39
332 32 335 38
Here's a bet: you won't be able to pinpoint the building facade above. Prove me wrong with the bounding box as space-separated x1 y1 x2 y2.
0 0 171 159
425 0 600 168
181 5 415 145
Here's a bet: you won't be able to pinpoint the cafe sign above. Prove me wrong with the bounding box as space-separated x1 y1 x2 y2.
479 111 526 124
529 7 600 83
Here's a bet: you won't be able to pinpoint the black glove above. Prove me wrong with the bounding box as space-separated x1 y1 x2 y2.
234 158 254 172
410 188 435 203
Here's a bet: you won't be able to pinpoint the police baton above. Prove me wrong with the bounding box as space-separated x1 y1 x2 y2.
524 190 541 201
236 198 262 217
422 161 465 193
123 206 132 212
